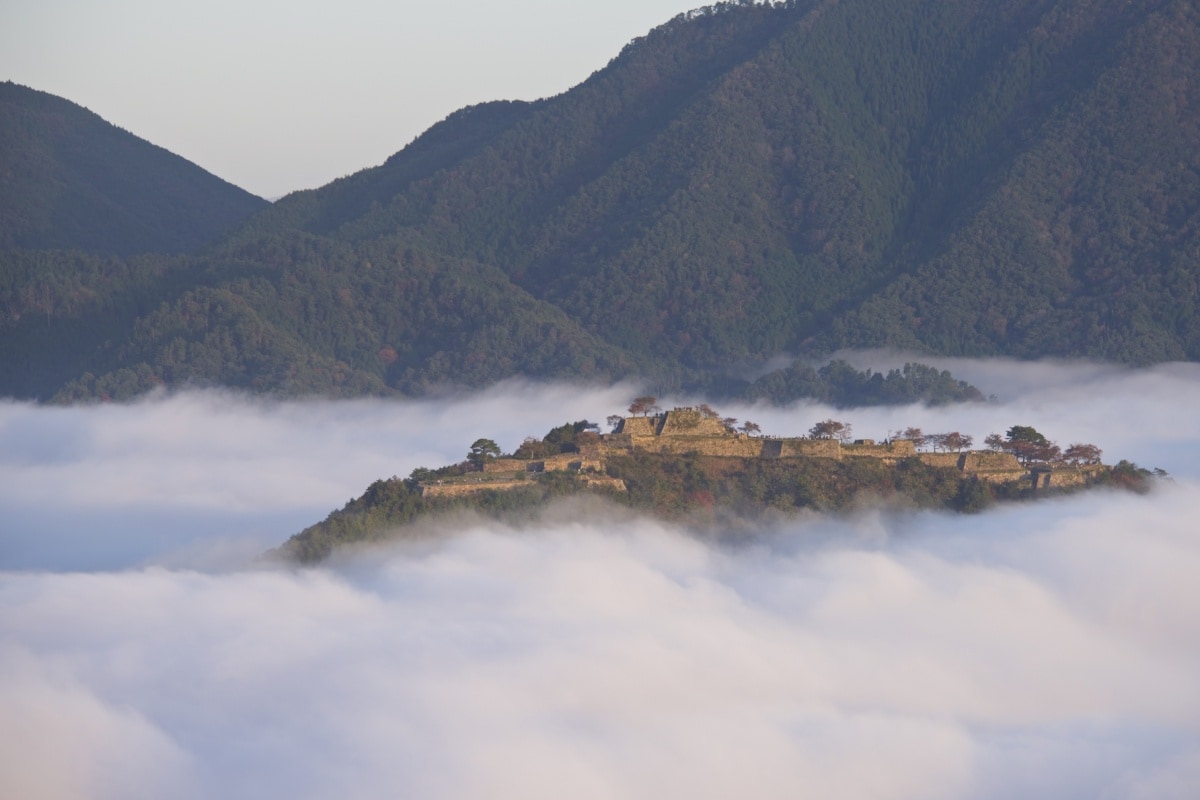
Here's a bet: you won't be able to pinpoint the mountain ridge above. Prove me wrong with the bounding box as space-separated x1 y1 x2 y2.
0 81 267 255
2 0 1198 401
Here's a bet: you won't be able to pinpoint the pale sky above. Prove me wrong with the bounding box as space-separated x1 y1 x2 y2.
1 0 705 198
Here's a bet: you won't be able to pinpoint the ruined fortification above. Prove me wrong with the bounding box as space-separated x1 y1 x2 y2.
419 408 1099 496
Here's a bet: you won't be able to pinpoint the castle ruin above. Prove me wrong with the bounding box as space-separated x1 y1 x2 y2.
419 408 1100 496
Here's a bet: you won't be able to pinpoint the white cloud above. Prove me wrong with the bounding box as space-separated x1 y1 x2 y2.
2 362 1200 797
3 493 1200 798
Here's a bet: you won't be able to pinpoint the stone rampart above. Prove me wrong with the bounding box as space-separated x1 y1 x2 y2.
779 439 842 459
658 409 728 437
842 440 917 459
421 472 627 498
623 435 763 458
421 478 527 497
1033 464 1105 488
919 453 963 469
483 459 529 473
617 417 658 436
970 468 1029 484
918 451 1027 483
962 452 1022 471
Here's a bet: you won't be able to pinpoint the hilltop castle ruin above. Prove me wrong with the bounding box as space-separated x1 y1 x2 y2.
419 408 1102 497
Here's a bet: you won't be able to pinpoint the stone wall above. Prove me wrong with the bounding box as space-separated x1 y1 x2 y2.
617 417 658 436
970 467 1029 484
918 450 1027 483
421 478 526 497
658 410 728 437
483 459 529 473
778 439 842 459
842 440 917 459
421 473 626 497
962 452 1022 471
483 453 599 474
617 435 764 458
1033 464 1106 488
918 453 963 469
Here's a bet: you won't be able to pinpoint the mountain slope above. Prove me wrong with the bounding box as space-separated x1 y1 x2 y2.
2 0 1198 401
0 81 266 254
241 0 1200 367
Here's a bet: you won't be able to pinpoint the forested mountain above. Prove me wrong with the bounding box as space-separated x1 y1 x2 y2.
3 0 1199 401
0 82 266 254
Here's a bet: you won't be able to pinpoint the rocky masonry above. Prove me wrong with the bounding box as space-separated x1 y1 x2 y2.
419 409 1101 497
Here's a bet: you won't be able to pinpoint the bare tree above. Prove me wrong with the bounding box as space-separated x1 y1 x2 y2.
941 432 973 452
901 426 927 450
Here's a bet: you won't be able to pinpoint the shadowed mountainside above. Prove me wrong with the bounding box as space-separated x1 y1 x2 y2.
3 0 1198 400
0 82 266 255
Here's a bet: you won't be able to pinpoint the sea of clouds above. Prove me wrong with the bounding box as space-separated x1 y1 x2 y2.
2 358 1199 799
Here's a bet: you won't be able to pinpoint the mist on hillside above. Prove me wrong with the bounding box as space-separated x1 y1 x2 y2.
2 358 1199 798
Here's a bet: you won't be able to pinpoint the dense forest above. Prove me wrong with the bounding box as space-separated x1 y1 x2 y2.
0 82 266 255
2 0 1198 401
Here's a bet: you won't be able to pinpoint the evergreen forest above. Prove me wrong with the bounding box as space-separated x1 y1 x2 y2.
3 0 1198 402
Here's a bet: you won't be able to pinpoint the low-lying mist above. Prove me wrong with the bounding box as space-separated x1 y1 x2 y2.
2 358 1199 798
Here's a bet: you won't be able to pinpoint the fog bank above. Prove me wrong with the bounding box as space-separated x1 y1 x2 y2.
2 360 1199 797
3 489 1199 799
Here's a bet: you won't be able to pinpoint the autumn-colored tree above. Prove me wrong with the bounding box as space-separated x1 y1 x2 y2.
629 395 660 416
1063 442 1103 465
740 421 761 435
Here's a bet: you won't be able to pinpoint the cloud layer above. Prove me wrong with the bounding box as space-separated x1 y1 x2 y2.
4 493 1200 799
3 360 1200 797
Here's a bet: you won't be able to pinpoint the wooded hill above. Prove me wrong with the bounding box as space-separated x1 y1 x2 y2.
276 413 1152 564
0 82 266 255
3 0 1198 401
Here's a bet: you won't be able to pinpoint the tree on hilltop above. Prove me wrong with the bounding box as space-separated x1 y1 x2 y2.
467 438 501 467
809 419 852 442
985 426 1061 465
1063 442 1103 465
901 426 927 450
929 431 973 452
629 395 660 416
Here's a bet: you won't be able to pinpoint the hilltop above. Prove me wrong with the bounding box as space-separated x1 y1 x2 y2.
3 0 1200 401
0 82 266 255
278 406 1150 563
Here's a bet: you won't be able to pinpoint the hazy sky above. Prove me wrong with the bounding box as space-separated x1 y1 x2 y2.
1 0 705 198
